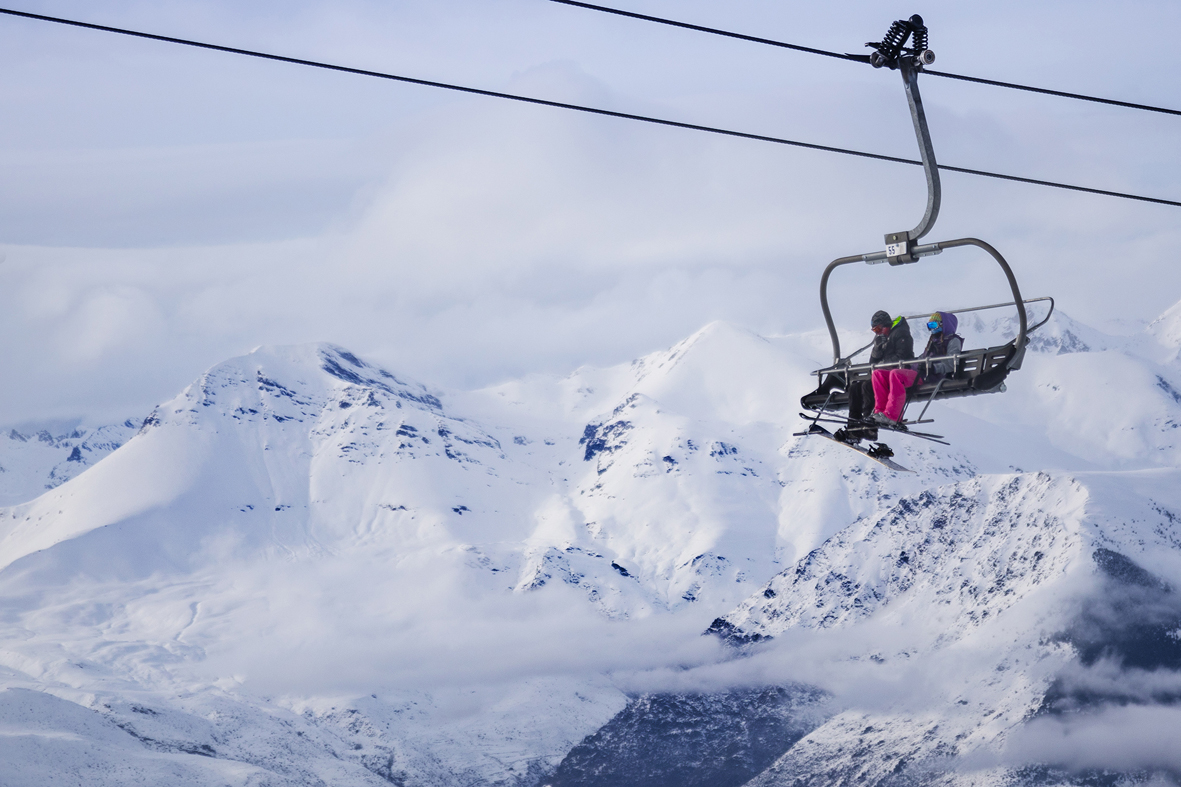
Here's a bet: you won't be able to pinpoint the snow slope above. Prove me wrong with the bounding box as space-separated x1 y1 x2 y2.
1148 298 1181 361
0 419 139 507
710 469 1181 785
0 300 1179 785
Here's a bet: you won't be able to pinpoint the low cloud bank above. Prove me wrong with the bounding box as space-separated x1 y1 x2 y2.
1003 704 1181 772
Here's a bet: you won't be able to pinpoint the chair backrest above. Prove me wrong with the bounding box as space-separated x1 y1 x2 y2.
800 340 1020 411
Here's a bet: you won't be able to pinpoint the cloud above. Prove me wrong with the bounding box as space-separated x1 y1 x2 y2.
0 0 1179 428
1002 705 1181 772
173 551 727 696
55 285 166 364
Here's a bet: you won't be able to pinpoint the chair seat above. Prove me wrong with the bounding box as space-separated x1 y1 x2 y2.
800 341 1019 412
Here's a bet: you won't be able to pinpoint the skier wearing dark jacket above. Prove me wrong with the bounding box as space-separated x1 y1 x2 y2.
870 310 914 365
841 310 914 441
870 311 917 426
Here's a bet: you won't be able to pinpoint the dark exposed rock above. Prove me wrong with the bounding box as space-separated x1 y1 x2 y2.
548 687 826 787
580 421 633 463
1042 549 1181 714
1069 549 1181 671
1012 764 1178 787
704 617 768 646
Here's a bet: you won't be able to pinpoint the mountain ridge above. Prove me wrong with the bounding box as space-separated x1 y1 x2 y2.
1 302 1180 785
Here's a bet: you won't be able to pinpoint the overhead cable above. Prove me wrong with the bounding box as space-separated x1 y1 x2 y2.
547 0 1181 118
0 6 1178 208
549 0 854 62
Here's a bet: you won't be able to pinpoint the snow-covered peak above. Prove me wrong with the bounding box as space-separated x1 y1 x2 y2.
625 321 804 426
0 418 140 506
709 466 1181 785
486 321 811 428
1148 297 1181 357
0 343 504 578
710 472 1091 644
165 342 444 424
2 317 1181 785
943 306 1110 356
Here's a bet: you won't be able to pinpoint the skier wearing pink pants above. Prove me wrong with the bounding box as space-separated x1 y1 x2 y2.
866 310 915 426
872 367 917 424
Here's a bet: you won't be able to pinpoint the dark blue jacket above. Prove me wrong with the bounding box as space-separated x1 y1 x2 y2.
869 317 914 365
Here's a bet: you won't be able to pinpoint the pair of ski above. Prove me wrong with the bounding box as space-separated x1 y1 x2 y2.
794 413 947 473
800 412 948 445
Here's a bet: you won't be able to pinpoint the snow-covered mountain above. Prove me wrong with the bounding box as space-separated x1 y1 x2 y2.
1149 299 1181 362
708 471 1181 785
0 419 139 507
2 302 1181 786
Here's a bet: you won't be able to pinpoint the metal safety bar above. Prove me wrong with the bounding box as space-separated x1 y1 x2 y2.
914 377 946 422
813 345 1011 377
834 296 1055 365
902 296 1054 327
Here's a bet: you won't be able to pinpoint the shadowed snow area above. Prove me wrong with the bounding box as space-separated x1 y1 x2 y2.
2 303 1181 785
1148 299 1181 360
0 420 139 507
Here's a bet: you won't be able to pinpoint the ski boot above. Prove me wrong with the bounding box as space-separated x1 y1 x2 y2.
833 427 858 444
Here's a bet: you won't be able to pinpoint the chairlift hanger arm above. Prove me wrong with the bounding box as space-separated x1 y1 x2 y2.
819 253 871 364
818 18 1031 369
900 60 940 243
818 239 944 364
864 15 941 260
819 238 1028 367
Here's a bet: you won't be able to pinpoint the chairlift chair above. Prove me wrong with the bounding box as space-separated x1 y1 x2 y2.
798 15 1054 441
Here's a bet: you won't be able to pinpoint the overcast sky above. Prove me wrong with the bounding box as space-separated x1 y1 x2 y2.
1 0 1179 424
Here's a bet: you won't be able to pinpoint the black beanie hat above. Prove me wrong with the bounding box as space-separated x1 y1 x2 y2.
871 310 892 328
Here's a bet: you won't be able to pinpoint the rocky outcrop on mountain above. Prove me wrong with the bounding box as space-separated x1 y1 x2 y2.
0 419 139 505
695 470 1181 786
2 311 1181 786
548 686 827 787
737 546 1181 787
710 473 1086 644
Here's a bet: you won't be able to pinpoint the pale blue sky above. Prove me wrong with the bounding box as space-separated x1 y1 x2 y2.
0 0 1178 422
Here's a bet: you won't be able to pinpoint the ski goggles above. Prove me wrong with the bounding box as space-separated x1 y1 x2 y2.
927 320 942 331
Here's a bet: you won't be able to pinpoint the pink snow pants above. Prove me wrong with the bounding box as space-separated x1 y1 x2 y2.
871 368 918 422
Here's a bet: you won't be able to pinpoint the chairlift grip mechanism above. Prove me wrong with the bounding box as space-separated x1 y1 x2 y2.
800 16 1048 439
818 16 1027 366
863 14 941 264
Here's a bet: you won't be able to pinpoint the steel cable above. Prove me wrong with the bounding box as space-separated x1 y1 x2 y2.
0 6 1177 208
547 0 1181 118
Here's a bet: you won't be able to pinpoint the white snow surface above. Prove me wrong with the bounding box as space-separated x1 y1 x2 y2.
1148 297 1181 361
0 305 1180 784
0 419 139 507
